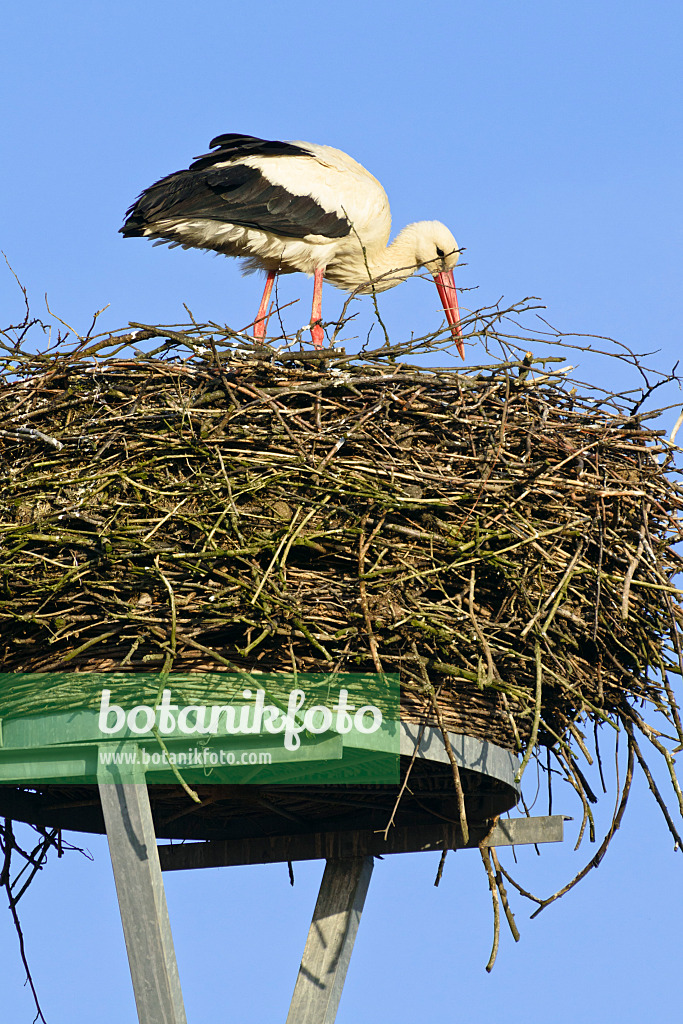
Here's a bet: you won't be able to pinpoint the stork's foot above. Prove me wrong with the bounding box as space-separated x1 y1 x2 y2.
310 322 325 349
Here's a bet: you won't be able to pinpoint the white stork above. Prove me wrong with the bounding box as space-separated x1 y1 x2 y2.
121 133 463 354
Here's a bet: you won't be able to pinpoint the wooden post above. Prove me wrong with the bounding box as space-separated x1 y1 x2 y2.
99 781 187 1024
286 857 374 1024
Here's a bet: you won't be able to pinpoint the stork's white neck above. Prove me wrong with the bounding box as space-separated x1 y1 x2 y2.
325 221 439 294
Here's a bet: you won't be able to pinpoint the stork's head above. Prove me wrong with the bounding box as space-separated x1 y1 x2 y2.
403 221 464 357
409 221 461 274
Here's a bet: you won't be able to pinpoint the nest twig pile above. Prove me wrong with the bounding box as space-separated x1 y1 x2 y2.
1 297 682 943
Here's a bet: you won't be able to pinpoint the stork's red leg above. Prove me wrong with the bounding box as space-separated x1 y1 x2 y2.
310 267 325 349
254 270 276 339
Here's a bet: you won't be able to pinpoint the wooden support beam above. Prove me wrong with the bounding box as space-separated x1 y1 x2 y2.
159 815 564 872
286 857 374 1024
99 782 187 1024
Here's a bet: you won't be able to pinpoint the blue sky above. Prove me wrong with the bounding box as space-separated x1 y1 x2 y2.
1 1 682 1021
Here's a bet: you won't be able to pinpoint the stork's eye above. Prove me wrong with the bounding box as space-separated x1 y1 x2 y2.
436 247 445 259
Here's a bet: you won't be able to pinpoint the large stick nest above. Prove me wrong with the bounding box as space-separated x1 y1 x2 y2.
1 297 682 968
0 302 682 825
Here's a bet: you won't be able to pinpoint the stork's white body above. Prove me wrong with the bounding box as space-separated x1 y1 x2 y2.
164 144 392 288
122 133 463 350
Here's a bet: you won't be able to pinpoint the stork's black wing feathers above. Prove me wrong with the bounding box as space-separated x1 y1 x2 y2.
121 136 351 241
191 133 312 171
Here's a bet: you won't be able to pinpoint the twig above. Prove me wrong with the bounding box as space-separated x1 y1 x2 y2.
480 847 501 971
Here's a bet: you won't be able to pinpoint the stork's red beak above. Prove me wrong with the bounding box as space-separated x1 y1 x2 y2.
433 270 463 358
